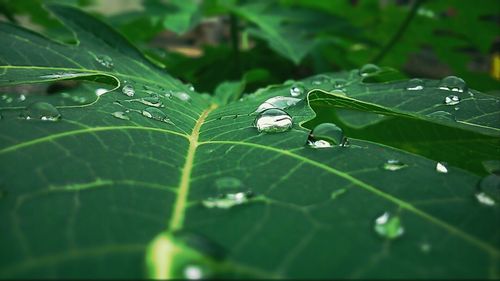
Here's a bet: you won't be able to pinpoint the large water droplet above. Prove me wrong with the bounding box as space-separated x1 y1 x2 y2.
438 76 467 93
435 162 448 173
20 102 61 121
308 123 348 148
215 177 243 190
444 95 460 106
112 111 130 121
290 85 305 97
426 111 456 121
254 108 293 133
95 55 113 69
256 96 302 113
374 212 404 239
122 84 135 97
202 191 253 209
383 159 407 171
359 64 380 76
406 78 424 91
173 91 190 101
142 107 172 124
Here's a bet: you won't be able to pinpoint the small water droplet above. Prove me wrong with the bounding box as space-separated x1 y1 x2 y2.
383 159 407 171
95 55 113 69
426 111 456 121
256 96 301 113
20 102 61 121
139 96 163 107
17 94 26 102
475 174 499 207
359 64 380 76
112 111 130 120
332 79 347 89
254 108 292 133
95 88 108 96
5 97 13 103
290 85 305 97
202 191 253 209
215 177 243 190
172 91 190 101
438 75 467 93
183 265 203 280
188 84 195 92
374 212 404 239
444 95 460 106
122 84 135 97
475 192 496 206
142 107 172 124
308 123 348 148
420 242 431 253
406 78 424 91
164 91 172 98
436 162 448 173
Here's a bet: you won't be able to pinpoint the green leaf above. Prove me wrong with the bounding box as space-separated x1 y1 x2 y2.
0 5 499 279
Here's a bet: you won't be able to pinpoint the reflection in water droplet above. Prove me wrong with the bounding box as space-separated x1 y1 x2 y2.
112 111 130 120
184 265 203 280
383 159 407 171
256 96 301 113
95 88 108 96
122 84 135 97
202 191 253 209
142 107 173 124
20 102 61 121
374 212 404 239
254 108 292 133
173 91 190 101
436 162 448 173
438 75 467 93
290 85 305 97
308 123 347 148
359 64 380 76
95 55 114 69
444 95 460 106
426 111 456 121
406 78 424 91
215 177 243 190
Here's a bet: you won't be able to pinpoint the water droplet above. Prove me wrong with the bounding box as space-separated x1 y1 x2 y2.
444 95 460 106
254 108 292 133
95 55 113 69
122 84 135 97
436 162 448 173
139 96 163 107
17 94 26 102
142 107 172 124
290 85 305 97
173 91 190 101
359 64 380 76
40 72 83 79
188 84 195 92
20 102 61 121
256 96 301 113
95 88 108 96
475 192 496 206
374 212 404 239
202 191 253 209
112 111 130 121
184 265 203 280
382 159 407 171
308 123 348 148
164 91 172 98
406 78 424 91
438 75 467 93
332 79 347 89
426 111 456 121
215 177 243 190
420 242 431 253
475 174 499 207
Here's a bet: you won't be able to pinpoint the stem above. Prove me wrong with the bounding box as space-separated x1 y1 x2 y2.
229 13 241 75
372 0 422 64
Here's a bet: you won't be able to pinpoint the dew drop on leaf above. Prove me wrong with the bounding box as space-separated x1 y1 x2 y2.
438 75 467 93
111 111 130 121
332 78 347 89
382 159 407 171
95 88 108 96
215 177 243 190
290 85 305 97
308 123 348 148
142 107 172 124
122 84 135 97
95 55 113 69
183 265 203 280
173 91 190 101
475 174 499 207
139 96 163 107
444 95 460 106
359 64 380 76
406 78 424 91
18 94 26 102
254 108 292 133
256 96 302 113
436 162 448 173
374 212 404 239
20 102 61 121
475 192 496 206
202 191 253 209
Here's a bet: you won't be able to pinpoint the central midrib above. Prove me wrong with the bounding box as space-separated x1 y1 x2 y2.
168 103 218 231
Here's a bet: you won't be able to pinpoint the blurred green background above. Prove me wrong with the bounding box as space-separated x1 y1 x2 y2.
0 0 499 94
